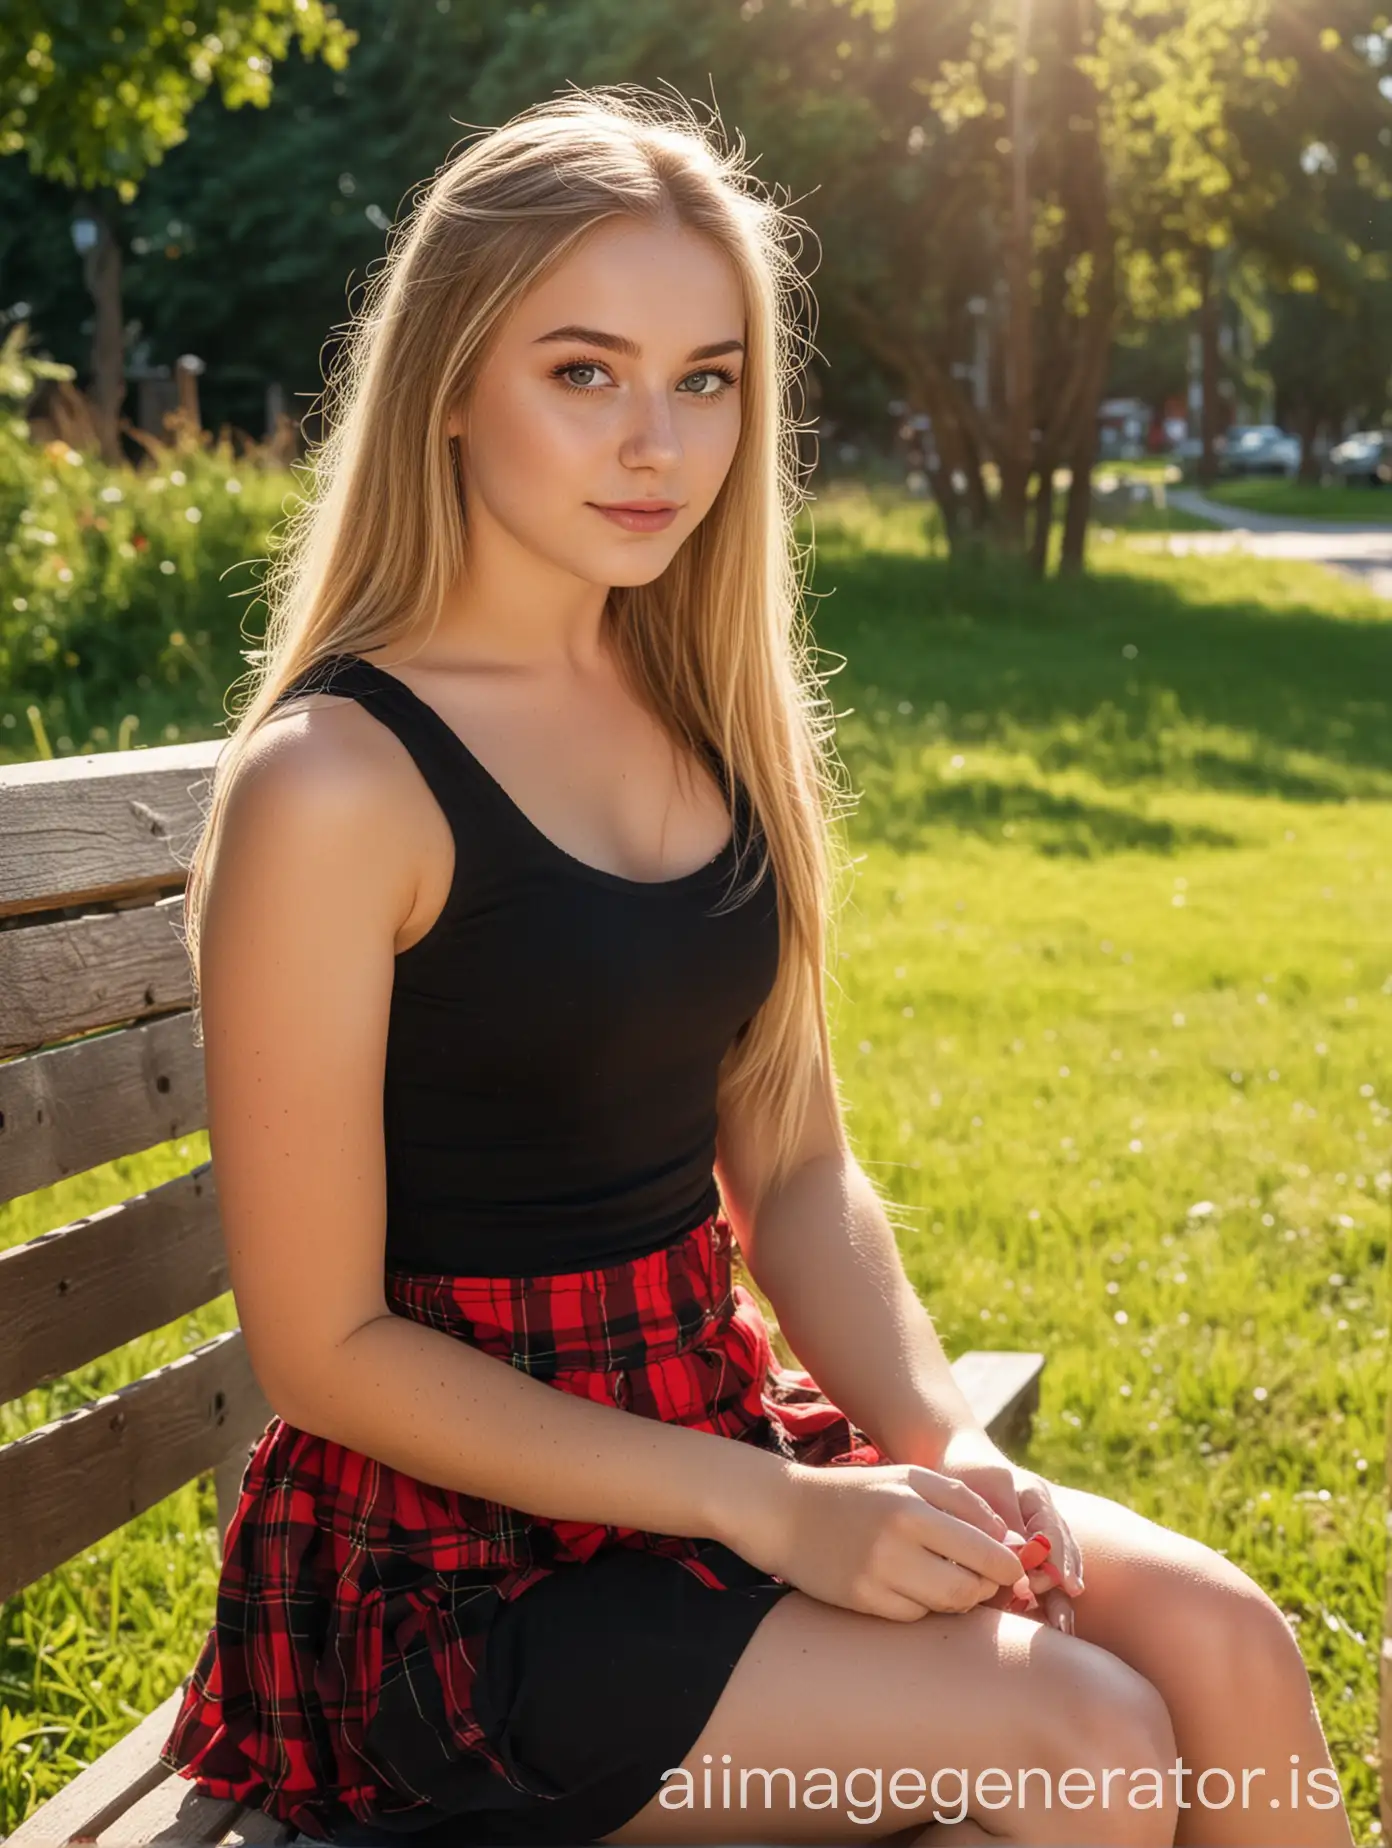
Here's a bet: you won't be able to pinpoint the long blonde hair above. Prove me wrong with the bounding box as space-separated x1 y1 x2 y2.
184 85 856 1212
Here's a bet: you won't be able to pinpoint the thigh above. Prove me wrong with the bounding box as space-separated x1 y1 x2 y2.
601 1583 1179 1846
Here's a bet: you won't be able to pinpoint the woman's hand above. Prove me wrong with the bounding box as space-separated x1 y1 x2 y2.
730 1459 1036 1622
934 1428 1086 1635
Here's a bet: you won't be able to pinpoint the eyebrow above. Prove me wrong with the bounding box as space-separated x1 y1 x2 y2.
533 325 745 363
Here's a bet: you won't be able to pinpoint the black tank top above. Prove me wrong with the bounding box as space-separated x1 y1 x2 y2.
270 653 781 1278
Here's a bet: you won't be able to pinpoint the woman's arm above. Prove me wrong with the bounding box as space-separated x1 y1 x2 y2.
744 1152 991 1469
715 1053 989 1472
201 709 785 1547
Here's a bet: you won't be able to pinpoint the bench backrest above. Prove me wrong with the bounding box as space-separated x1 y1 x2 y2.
0 741 271 1604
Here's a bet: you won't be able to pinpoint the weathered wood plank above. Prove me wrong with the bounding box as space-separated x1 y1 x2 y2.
0 1164 226 1404
1 1684 186 1847
0 1012 206 1206
0 742 220 920
215 1810 297 1846
0 894 192 1060
951 1350 1046 1454
0 1330 274 1603
93 1772 242 1845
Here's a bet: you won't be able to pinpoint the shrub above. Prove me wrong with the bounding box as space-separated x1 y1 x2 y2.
0 325 293 763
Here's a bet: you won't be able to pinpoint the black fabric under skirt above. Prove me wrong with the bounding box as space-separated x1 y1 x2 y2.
326 1540 794 1845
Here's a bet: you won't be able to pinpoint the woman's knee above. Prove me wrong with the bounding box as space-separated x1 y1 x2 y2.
1018 1642 1178 1846
1183 1565 1305 1694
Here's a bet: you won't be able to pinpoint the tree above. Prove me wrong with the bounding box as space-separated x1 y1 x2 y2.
0 0 355 458
120 0 515 443
1100 0 1392 487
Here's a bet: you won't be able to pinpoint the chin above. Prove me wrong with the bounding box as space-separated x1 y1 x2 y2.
604 558 680 589
554 541 683 591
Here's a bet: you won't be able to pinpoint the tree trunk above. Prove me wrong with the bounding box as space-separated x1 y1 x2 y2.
1028 459 1057 574
1059 402 1100 574
1296 405 1321 485
917 364 995 560
1197 247 1221 489
1032 0 1115 578
999 0 1037 554
80 198 125 466
957 413 994 540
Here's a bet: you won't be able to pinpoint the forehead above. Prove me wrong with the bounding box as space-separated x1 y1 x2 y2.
505 216 745 348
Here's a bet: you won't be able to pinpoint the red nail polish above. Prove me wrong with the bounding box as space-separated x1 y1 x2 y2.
1016 1534 1052 1571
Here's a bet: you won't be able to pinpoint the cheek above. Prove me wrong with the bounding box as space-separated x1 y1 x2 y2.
690 406 743 496
471 381 603 498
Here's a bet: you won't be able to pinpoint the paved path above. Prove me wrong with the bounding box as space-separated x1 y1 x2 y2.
1158 487 1392 602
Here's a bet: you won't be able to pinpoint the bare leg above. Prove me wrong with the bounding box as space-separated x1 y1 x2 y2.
1044 1480 1354 1848
599 1585 1179 1846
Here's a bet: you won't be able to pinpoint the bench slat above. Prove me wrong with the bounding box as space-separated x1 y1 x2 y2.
215 1808 297 1845
0 743 219 921
0 1012 206 1207
0 895 192 1060
0 1164 226 1404
1 1684 186 1847
94 1772 243 1845
951 1350 1045 1452
0 1330 273 1603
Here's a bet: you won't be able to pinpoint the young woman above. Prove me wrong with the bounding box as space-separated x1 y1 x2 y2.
158 89 1351 1848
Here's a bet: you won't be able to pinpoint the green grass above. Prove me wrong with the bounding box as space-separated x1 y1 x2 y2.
2 483 1388 1840
812 488 1388 1841
1205 477 1392 525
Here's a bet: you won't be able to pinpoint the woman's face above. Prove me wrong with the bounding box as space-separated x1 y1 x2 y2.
453 215 746 589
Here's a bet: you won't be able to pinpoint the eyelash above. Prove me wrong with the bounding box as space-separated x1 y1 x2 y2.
550 358 740 402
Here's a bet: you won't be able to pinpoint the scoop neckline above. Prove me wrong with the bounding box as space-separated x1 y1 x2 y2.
335 652 740 895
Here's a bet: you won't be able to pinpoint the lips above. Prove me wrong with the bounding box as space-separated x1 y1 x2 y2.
589 502 682 533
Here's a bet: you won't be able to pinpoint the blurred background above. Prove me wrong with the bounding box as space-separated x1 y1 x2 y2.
2 0 1392 755
1 3 1390 1843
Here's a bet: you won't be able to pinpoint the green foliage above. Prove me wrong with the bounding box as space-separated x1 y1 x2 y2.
0 0 355 200
113 0 509 419
6 0 1390 466
0 320 72 399
0 357 284 761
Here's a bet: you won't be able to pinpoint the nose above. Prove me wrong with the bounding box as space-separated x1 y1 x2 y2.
617 382 683 473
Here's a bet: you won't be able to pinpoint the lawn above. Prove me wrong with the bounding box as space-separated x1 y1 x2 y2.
1 484 1388 1841
1205 477 1392 525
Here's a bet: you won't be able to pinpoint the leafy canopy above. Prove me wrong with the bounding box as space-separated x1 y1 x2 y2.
0 0 356 200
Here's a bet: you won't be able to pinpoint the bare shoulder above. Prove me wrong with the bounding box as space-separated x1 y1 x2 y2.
232 685 421 832
207 689 429 956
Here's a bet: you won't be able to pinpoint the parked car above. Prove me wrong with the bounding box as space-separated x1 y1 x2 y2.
1215 424 1301 478
1328 429 1391 488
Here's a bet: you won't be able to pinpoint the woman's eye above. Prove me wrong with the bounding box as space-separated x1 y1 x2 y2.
679 369 738 397
556 361 609 390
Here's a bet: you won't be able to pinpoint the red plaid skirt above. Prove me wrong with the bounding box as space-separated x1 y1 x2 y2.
158 1210 886 1842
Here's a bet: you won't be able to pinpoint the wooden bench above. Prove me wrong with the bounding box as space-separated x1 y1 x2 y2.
0 740 1046 1847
